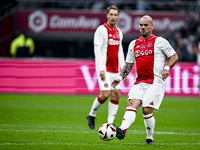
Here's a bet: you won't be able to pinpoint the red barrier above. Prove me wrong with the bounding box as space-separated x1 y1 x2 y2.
0 59 199 97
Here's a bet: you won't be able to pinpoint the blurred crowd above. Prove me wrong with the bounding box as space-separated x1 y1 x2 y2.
166 13 200 62
1 0 200 62
28 0 199 12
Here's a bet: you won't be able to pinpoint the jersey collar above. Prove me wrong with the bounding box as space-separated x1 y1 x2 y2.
104 22 116 31
139 34 155 41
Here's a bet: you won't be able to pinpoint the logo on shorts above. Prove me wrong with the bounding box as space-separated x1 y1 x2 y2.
104 83 108 88
149 101 154 105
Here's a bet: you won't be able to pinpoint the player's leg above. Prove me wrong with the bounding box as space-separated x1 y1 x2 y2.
116 99 141 139
89 90 110 117
116 83 144 139
143 107 155 144
107 89 120 123
108 72 123 123
87 90 110 129
142 84 165 144
87 72 112 129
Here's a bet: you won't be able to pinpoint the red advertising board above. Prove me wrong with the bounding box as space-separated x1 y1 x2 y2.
0 59 199 97
16 10 186 35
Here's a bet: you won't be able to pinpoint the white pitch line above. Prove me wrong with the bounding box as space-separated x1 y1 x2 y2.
0 124 70 129
0 142 199 146
0 129 95 133
0 128 200 136
128 130 200 136
0 124 200 136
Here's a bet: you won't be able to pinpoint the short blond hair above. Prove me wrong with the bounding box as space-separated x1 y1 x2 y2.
107 5 119 14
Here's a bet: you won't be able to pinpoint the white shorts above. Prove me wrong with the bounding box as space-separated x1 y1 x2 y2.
97 71 121 91
128 83 165 111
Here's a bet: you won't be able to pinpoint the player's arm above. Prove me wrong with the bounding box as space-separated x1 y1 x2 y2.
118 35 128 83
159 37 179 81
118 30 125 70
120 62 134 79
166 53 178 69
162 53 178 81
112 40 135 88
94 26 106 80
94 44 106 80
111 63 134 88
161 37 179 81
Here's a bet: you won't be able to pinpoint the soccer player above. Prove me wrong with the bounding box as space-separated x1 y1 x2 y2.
111 15 178 144
86 5 127 129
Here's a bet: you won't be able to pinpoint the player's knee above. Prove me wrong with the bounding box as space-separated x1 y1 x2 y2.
100 91 110 100
127 99 141 108
104 94 110 100
127 100 133 107
113 93 120 100
111 90 120 100
143 107 153 115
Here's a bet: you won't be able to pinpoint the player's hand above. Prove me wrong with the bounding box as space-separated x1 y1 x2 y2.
111 76 122 89
111 79 120 89
124 77 128 83
100 70 105 80
162 69 169 81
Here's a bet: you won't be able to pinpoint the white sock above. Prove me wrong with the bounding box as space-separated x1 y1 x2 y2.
107 100 119 123
89 97 104 117
120 106 137 131
143 113 155 140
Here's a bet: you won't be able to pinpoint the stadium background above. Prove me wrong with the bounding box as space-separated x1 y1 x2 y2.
0 1 200 150
0 0 199 97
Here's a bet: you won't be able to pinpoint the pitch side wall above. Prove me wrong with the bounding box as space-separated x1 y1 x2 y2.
0 58 199 97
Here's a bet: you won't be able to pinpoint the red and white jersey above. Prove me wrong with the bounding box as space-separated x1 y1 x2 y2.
94 23 125 73
126 34 176 87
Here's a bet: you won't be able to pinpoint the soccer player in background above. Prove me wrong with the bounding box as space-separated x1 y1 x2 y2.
111 15 178 144
87 5 127 129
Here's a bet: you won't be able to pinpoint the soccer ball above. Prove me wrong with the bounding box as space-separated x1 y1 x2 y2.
98 123 116 141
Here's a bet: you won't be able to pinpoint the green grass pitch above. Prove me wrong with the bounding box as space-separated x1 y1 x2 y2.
0 94 199 150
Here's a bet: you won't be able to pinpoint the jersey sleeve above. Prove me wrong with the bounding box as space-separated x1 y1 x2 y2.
94 26 106 71
125 40 136 63
118 29 125 69
157 37 176 58
94 26 104 46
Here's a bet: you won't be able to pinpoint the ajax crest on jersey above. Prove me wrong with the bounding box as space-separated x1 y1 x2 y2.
98 123 116 141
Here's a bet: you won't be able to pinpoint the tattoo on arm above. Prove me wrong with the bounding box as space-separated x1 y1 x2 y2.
120 63 133 79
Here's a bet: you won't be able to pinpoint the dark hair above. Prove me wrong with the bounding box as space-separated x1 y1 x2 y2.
107 5 119 14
